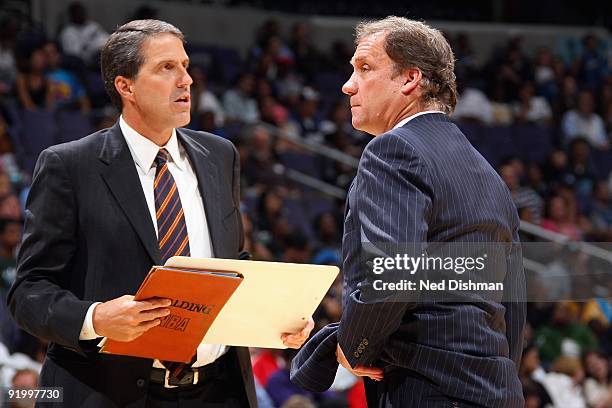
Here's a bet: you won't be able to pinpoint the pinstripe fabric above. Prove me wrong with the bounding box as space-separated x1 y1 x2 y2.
292 113 526 407
155 148 190 263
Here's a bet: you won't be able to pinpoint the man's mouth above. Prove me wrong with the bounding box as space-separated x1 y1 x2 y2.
174 95 190 104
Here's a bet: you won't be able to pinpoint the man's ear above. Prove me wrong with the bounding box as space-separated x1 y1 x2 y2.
114 76 134 103
400 68 422 95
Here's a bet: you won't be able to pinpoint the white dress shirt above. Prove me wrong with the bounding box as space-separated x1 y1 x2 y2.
392 110 445 130
79 116 227 367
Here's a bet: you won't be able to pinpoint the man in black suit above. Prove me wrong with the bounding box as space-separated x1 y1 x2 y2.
8 19 311 407
291 17 525 407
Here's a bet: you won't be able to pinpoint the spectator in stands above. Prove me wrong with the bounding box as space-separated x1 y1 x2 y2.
452 81 493 124
289 22 321 82
513 81 553 125
188 66 224 127
197 110 225 138
0 217 22 356
582 350 612 408
265 350 315 407
59 2 109 67
562 90 609 149
544 149 574 190
256 187 290 256
0 218 21 290
597 82 612 130
282 231 311 264
312 211 341 254
533 47 559 102
0 195 21 221
489 83 514 125
265 349 343 407
43 41 90 113
526 162 549 198
0 16 18 97
289 86 323 141
11 367 39 395
543 356 588 408
0 111 13 154
240 210 273 262
576 33 608 91
567 138 598 198
242 124 282 187
15 45 51 110
256 79 290 129
541 195 583 240
255 35 295 81
452 33 478 85
486 36 532 102
519 344 554 407
499 162 544 223
252 347 283 389
555 75 579 120
535 302 598 363
321 98 366 151
223 72 259 124
259 94 290 130
588 180 612 241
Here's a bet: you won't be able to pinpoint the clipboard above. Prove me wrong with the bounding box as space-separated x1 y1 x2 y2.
99 266 243 362
164 256 339 349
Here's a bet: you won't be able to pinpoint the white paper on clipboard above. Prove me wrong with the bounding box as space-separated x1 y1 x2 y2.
164 256 339 349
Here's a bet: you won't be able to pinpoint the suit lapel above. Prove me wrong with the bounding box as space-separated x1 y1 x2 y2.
177 130 225 258
99 122 161 264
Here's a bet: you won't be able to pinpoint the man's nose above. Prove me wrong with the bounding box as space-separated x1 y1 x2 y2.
342 74 357 96
178 66 193 88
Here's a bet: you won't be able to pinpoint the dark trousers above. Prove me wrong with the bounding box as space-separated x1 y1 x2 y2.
145 356 245 408
364 368 484 408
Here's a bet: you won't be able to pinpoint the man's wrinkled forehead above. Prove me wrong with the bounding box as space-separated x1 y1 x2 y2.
350 32 388 66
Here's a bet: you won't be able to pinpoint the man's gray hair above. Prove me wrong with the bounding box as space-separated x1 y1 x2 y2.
355 16 457 114
100 19 185 110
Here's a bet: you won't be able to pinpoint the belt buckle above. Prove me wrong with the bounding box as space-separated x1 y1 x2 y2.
163 369 199 388
163 370 178 389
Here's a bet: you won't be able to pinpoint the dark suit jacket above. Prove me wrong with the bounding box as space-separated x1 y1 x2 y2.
7 122 257 407
292 113 525 407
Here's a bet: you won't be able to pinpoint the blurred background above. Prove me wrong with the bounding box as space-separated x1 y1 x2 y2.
0 1 611 407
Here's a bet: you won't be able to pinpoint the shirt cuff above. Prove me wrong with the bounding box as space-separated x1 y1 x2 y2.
79 302 102 340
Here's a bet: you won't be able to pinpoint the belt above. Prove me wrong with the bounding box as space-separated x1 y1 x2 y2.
150 357 225 389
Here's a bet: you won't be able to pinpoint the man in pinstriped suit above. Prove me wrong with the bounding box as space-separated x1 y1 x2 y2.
291 17 525 407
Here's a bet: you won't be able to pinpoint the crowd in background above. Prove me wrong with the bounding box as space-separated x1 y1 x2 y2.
0 2 611 407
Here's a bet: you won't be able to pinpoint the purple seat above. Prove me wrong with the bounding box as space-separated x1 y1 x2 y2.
56 111 93 144
20 109 58 174
278 151 322 179
513 124 553 165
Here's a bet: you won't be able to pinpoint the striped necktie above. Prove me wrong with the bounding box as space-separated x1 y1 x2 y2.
154 148 190 263
155 148 194 380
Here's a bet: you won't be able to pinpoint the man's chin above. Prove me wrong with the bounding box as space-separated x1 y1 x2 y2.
175 112 191 128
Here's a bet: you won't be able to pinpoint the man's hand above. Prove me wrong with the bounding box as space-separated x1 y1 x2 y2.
336 344 384 381
281 317 315 349
92 295 171 342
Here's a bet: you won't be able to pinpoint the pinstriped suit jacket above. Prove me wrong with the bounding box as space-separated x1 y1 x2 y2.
292 113 525 407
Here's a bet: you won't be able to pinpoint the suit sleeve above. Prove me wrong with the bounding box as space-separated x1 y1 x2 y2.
502 227 526 369
7 148 93 352
337 133 432 367
230 142 245 254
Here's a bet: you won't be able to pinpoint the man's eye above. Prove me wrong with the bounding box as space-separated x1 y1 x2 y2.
360 65 370 72
163 63 173 70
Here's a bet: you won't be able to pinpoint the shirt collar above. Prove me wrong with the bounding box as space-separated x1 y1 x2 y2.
392 111 445 130
119 115 185 172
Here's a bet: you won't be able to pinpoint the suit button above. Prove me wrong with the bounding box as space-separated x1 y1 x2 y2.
363 339 369 345
136 378 146 388
353 352 359 358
